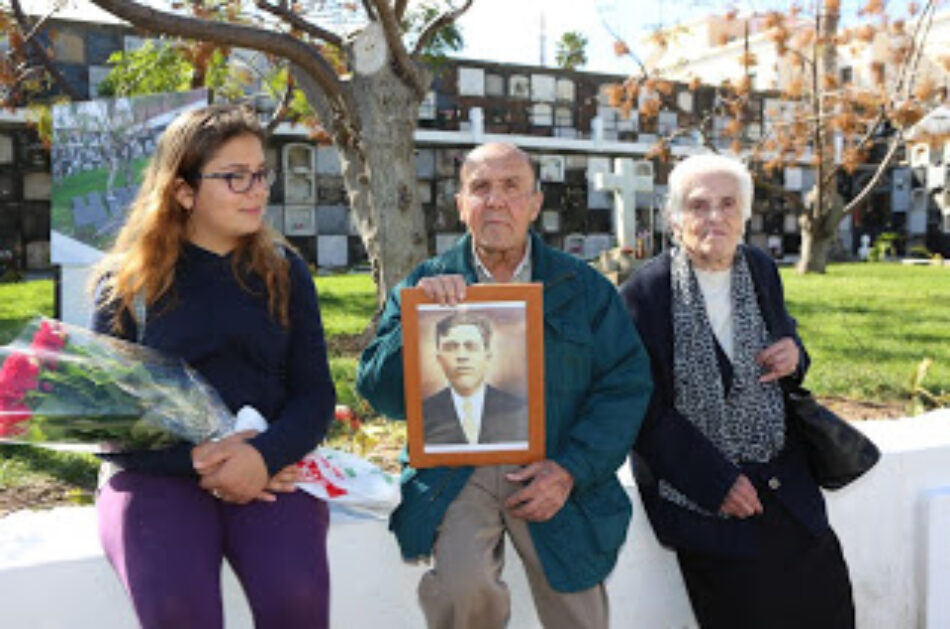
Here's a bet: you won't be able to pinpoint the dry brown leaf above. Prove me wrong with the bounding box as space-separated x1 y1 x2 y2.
890 101 924 128
913 77 938 102
639 97 662 119
738 51 758 68
606 84 623 108
859 0 884 17
645 139 671 162
854 25 875 43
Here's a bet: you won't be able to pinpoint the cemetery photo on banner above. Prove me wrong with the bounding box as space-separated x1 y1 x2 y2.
51 89 209 265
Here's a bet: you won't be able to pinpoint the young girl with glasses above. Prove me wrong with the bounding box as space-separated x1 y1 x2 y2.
91 104 335 628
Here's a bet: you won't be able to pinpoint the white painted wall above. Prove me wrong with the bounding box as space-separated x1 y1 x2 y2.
1 410 949 628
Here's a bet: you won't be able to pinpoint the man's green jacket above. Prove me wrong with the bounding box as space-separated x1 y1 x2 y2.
356 231 653 592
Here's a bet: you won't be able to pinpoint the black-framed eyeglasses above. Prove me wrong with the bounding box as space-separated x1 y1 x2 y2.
196 167 277 193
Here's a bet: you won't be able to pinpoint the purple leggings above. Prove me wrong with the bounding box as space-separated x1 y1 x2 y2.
97 471 329 629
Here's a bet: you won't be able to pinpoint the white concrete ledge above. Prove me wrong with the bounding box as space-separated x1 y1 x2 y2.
2 409 949 628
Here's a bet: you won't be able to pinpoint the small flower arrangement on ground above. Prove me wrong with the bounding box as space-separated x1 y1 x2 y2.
0 317 234 451
327 403 378 455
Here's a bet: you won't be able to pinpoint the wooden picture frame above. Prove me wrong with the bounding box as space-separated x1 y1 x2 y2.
401 283 545 468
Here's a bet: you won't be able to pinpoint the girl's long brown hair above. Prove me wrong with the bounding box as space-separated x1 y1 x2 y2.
93 104 293 332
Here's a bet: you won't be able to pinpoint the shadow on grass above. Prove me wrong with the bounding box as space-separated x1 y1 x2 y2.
0 444 99 490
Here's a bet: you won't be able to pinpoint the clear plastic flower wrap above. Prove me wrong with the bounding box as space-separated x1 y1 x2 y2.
0 317 235 451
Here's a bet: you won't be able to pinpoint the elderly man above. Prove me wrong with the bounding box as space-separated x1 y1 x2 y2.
423 311 527 446
357 142 652 629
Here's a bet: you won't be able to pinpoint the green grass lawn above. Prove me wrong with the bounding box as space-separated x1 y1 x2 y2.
1 263 947 501
0 279 55 344
315 272 376 411
781 262 950 401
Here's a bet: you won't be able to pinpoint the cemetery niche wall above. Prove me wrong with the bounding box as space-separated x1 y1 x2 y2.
18 10 950 268
0 122 51 274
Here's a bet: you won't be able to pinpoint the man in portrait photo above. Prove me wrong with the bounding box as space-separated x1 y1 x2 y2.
423 311 527 447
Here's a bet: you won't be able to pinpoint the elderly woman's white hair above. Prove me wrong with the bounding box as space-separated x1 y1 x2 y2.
665 154 754 229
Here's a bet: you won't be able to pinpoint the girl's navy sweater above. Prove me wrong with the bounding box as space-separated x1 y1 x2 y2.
92 243 336 476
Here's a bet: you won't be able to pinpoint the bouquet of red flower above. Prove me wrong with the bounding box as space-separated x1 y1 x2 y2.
0 317 235 451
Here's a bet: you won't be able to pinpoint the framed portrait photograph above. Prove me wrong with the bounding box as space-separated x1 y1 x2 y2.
401 284 545 468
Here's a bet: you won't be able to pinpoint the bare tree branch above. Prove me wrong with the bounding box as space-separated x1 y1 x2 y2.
255 0 344 47
818 108 887 190
10 0 81 100
595 7 648 79
361 0 377 21
393 0 408 22
88 0 349 118
14 0 62 44
264 74 294 135
817 1 936 202
412 0 473 57
367 0 424 98
890 0 937 101
841 134 903 217
784 45 816 72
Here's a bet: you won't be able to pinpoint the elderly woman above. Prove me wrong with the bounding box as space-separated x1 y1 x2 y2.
621 154 854 628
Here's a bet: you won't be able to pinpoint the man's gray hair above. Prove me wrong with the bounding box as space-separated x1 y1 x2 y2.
665 154 754 228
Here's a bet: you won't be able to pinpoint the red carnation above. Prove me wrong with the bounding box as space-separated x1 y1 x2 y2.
0 352 40 398
31 320 67 353
0 398 31 436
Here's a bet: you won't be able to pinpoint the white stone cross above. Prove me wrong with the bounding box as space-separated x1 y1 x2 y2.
593 158 638 250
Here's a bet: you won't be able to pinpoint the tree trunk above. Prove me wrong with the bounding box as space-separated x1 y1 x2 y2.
796 186 843 273
796 220 832 273
292 58 430 308
350 69 428 307
797 2 840 275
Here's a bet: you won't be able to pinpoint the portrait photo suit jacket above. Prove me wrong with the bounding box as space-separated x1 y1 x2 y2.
357 231 653 593
423 384 528 445
620 245 830 557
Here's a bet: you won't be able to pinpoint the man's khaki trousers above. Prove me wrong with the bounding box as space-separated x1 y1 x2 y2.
418 465 608 629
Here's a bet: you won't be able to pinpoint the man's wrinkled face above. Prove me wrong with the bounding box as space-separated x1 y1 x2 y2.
456 147 542 255
436 323 491 397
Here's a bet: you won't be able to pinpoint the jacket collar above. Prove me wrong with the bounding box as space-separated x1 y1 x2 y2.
432 231 580 317
435 231 574 281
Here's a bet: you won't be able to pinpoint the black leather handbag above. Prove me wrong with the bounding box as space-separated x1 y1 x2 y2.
786 387 881 490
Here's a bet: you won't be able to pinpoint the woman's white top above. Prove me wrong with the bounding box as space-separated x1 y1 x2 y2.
694 267 734 362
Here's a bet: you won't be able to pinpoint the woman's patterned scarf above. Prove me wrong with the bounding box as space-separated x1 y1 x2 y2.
658 245 786 516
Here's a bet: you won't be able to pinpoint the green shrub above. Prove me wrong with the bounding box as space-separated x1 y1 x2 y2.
867 232 901 262
907 244 931 259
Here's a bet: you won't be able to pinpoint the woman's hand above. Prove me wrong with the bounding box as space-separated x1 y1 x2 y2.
261 464 301 498
757 337 800 383
193 431 269 504
719 474 763 518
